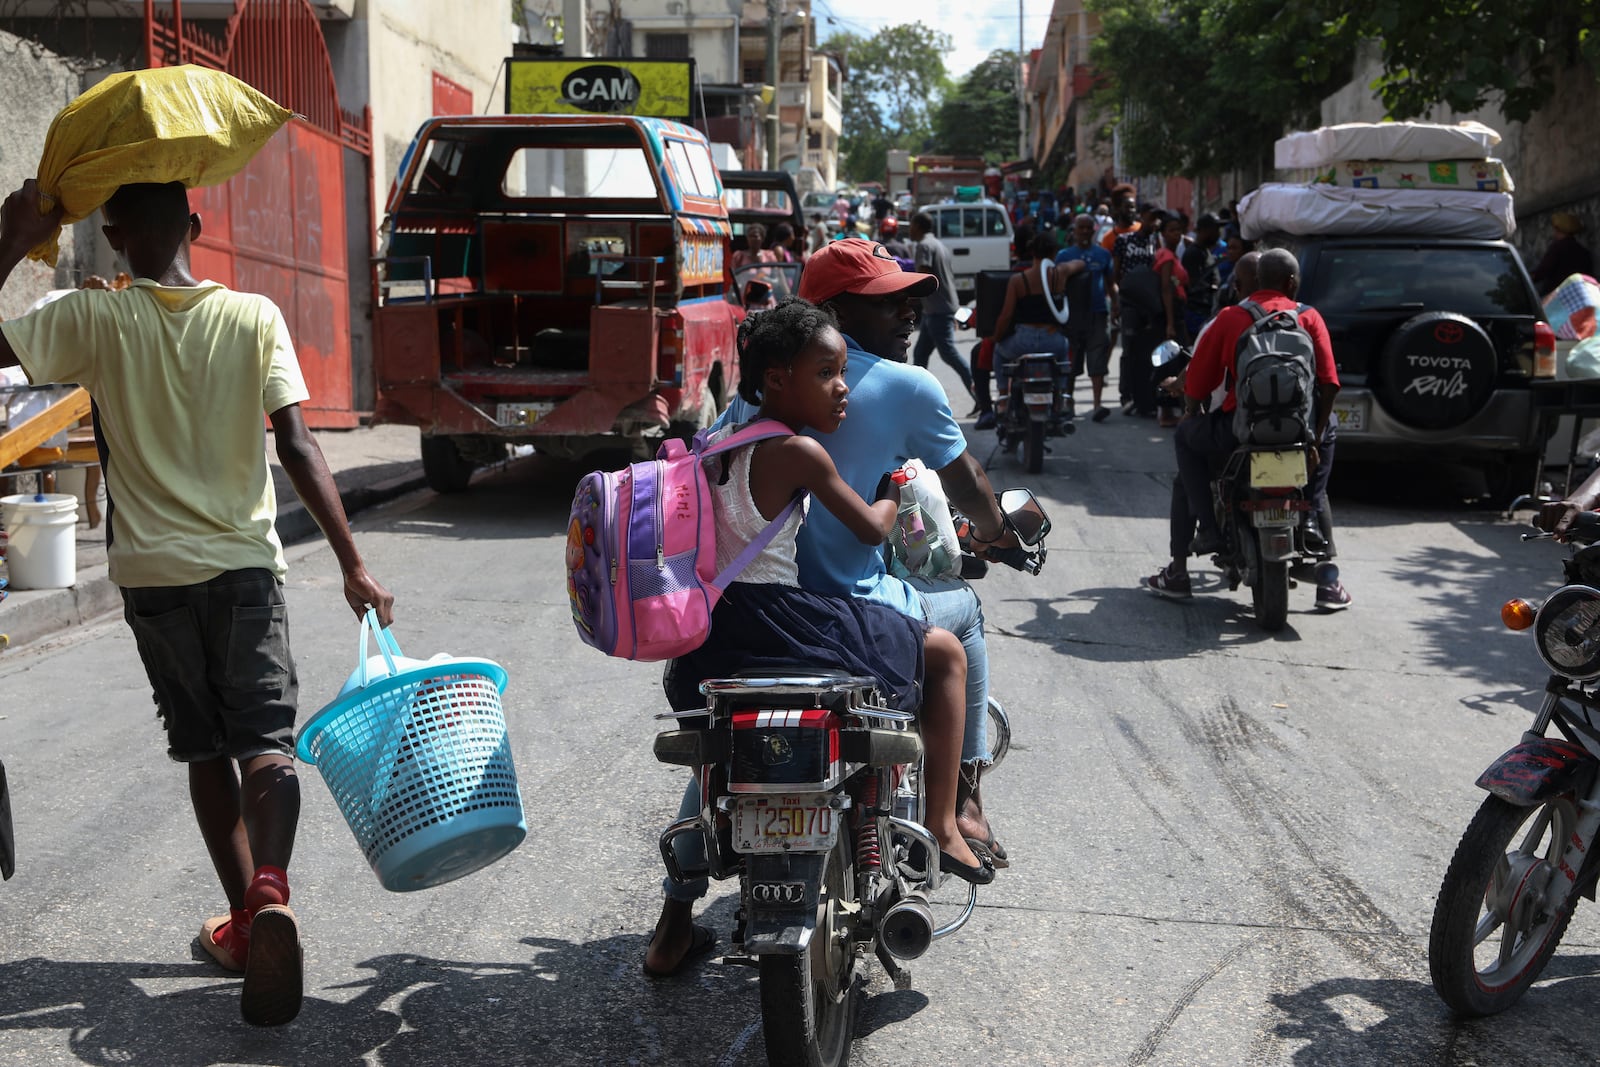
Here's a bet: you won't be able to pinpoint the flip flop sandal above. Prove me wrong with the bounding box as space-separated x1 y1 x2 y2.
199 914 247 972
240 905 303 1027
965 835 1011 870
642 922 718 979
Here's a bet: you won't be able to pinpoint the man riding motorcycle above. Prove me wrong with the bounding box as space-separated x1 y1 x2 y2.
1143 248 1340 601
645 238 1017 977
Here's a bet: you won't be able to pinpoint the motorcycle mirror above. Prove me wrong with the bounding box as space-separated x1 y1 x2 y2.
742 278 773 307
1151 339 1186 368
998 487 1051 546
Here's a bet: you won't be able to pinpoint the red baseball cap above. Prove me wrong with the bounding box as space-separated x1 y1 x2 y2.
797 238 938 304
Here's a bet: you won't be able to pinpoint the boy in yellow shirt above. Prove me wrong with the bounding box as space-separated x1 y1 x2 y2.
0 178 393 1027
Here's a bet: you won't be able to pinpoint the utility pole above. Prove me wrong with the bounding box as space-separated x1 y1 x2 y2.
563 0 588 196
1017 0 1027 162
766 0 782 170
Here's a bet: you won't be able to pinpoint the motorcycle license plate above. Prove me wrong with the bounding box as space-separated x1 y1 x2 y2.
1024 392 1054 406
1248 450 1308 488
1251 508 1293 527
733 795 837 854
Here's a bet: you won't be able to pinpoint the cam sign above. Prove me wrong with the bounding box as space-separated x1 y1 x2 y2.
506 59 695 120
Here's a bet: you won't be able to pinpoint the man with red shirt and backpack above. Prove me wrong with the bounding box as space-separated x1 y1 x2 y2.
1144 249 1343 603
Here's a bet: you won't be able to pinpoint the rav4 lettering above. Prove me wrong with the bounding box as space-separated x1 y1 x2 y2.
1403 371 1470 399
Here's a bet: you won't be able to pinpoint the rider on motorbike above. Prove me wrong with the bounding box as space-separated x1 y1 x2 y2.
1144 248 1341 601
645 239 1018 977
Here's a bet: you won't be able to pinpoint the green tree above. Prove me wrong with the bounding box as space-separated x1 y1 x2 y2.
1321 0 1600 123
930 50 1023 162
1087 0 1351 178
823 22 953 181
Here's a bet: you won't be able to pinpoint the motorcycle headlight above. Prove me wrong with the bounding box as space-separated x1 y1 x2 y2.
1533 585 1600 680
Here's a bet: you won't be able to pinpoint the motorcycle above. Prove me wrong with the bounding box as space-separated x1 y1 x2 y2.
1428 510 1600 1017
995 350 1074 475
1207 441 1329 632
653 489 1048 1067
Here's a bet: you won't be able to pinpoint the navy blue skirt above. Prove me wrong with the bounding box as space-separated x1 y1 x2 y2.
664 581 927 712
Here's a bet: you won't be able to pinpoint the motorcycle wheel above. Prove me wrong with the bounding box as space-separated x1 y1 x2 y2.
985 696 1011 770
759 834 859 1067
1429 794 1580 1017
1253 558 1289 632
1024 418 1045 474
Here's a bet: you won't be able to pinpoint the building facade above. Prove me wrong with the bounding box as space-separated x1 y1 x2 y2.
1026 0 1113 197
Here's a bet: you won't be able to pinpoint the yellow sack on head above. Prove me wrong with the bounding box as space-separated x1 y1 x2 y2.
30 65 293 266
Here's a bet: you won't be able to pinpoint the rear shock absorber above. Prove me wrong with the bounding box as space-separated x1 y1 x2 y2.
855 773 882 874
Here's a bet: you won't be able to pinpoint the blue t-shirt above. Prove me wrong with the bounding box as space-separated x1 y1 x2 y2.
713 333 967 618
1055 243 1113 312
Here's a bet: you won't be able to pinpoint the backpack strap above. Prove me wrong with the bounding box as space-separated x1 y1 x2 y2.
710 492 805 591
696 417 810 591
693 417 794 458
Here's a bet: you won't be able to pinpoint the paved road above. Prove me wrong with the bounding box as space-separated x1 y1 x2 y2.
2 405 1596 1066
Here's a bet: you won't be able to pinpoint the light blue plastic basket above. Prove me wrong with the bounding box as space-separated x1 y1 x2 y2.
295 612 525 892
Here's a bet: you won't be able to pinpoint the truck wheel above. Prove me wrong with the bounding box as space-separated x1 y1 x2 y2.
421 434 475 494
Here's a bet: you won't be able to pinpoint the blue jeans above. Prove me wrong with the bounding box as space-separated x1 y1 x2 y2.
661 576 992 904
912 313 974 393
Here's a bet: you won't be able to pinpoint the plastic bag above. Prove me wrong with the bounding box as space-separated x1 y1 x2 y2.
29 65 292 265
1545 273 1600 341
887 460 962 581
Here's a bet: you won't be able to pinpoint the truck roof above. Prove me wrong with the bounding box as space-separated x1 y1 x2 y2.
386 113 725 220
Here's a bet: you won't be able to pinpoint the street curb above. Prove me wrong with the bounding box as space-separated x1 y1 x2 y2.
0 467 428 652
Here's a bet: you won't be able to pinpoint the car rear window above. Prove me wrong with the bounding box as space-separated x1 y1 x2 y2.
1309 246 1536 318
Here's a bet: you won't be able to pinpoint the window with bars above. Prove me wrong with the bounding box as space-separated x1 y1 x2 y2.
646 33 691 59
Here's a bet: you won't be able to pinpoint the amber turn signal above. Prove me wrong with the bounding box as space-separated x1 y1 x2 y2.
1502 599 1537 630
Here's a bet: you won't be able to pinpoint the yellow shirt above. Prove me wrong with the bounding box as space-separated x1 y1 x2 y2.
3 280 310 587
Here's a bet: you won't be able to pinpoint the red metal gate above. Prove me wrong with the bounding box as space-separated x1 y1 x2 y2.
145 0 372 429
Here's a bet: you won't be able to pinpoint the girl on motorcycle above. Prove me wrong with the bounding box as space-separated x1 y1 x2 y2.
667 298 995 887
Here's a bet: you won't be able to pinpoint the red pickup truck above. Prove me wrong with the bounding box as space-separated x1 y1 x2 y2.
372 115 742 491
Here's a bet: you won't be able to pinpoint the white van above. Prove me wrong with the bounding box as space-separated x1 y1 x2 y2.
915 199 1014 300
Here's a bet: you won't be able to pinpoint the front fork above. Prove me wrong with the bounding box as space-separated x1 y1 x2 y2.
1477 687 1600 902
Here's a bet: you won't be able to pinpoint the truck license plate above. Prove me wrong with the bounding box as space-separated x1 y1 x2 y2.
733 795 836 854
1248 450 1308 488
495 401 556 427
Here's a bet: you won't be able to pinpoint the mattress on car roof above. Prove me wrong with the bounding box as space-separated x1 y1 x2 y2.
1238 183 1515 241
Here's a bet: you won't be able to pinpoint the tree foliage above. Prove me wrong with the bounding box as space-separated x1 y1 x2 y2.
1327 0 1600 123
823 22 952 181
930 50 1024 163
1087 0 1351 178
1087 0 1600 179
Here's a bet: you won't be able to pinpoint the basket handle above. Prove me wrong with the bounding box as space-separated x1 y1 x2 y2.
356 608 404 689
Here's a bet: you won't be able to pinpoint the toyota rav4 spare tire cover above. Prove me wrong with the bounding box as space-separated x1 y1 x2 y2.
1374 311 1497 430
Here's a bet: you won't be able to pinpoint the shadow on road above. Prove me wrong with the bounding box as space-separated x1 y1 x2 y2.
1268 956 1600 1064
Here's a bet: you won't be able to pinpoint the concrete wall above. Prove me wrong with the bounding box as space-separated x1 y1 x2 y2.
1320 42 1600 264
344 0 516 207
0 30 93 322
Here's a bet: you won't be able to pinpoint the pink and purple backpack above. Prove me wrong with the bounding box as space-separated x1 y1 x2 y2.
566 419 803 661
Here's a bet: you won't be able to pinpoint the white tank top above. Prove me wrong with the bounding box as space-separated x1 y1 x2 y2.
710 439 806 587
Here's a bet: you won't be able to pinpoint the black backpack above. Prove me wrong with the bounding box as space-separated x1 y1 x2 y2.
1230 301 1317 446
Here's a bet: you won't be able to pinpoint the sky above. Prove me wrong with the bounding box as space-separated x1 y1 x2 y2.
810 0 1056 81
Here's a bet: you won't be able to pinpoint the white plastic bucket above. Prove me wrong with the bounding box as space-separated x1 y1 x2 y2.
0 493 78 590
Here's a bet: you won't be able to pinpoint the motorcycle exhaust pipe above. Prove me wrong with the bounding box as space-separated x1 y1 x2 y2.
878 893 934 961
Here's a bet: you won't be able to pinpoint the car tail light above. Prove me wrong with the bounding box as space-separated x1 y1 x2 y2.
659 310 685 385
1534 321 1557 379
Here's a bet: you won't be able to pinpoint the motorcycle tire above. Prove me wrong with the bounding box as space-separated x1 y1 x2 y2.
1253 558 1289 632
1428 794 1581 1018
1024 419 1045 475
759 834 859 1067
